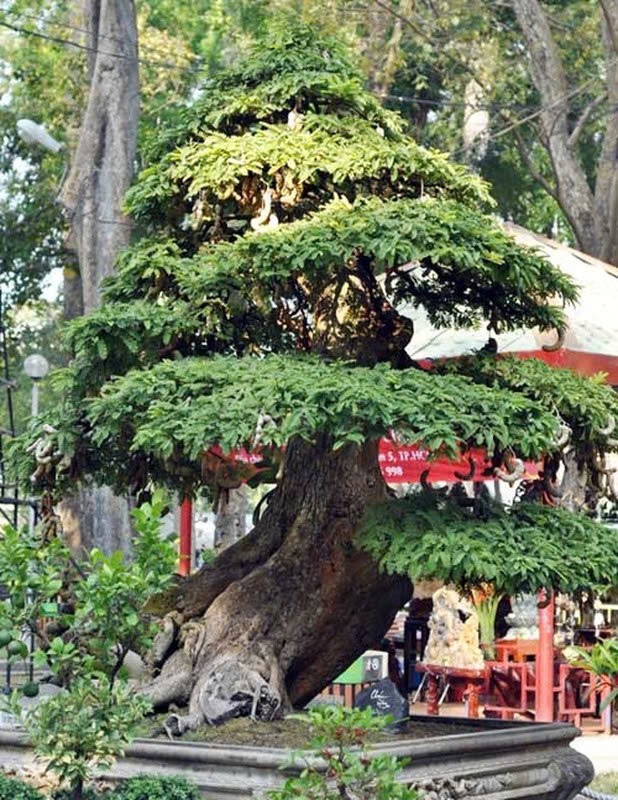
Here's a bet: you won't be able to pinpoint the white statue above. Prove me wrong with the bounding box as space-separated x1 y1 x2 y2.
423 587 484 669
503 594 539 640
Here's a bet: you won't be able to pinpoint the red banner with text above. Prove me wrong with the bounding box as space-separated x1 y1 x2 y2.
214 441 540 485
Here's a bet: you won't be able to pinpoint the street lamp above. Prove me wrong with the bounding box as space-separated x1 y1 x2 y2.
16 119 63 154
23 354 49 416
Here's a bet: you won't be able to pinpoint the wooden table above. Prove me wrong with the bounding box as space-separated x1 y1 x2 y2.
415 663 486 717
495 639 539 662
495 638 565 664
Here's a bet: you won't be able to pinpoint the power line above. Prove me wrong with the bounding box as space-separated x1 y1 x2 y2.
380 91 537 114
1 4 612 157
0 15 204 75
448 71 613 163
2 6 208 73
7 8 127 45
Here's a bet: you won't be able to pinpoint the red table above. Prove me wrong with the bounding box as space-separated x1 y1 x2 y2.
416 663 486 717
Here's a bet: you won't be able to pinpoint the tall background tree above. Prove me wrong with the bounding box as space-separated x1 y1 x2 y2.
54 0 139 554
0 0 265 547
12 24 618 732
358 0 618 263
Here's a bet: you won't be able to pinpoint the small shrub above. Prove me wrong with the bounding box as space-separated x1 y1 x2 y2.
268 706 418 800
0 491 176 800
111 775 201 800
28 677 149 800
0 773 44 800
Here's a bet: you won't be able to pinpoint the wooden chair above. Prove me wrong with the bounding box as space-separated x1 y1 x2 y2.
558 663 613 733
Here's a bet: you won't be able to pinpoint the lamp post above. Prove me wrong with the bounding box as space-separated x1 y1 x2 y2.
23 353 50 685
23 354 49 533
23 353 49 417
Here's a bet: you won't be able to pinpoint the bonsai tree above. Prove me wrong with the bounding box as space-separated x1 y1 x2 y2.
12 24 618 733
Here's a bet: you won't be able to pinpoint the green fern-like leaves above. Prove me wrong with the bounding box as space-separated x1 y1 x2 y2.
85 354 558 463
442 356 618 450
359 493 618 595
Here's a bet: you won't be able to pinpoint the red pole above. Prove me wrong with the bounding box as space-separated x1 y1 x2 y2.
179 498 193 576
535 589 555 722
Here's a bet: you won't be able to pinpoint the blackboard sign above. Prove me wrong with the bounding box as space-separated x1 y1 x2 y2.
354 677 408 731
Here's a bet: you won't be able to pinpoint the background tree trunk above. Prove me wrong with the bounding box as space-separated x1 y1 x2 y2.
58 0 139 555
145 436 411 733
511 0 618 263
214 486 249 554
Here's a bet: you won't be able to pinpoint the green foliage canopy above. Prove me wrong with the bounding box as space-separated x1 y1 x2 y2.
359 493 618 596
11 22 614 505
439 355 618 451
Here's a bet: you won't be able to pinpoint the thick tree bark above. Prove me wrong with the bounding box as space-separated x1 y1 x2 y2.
59 0 139 312
143 436 411 732
58 0 139 554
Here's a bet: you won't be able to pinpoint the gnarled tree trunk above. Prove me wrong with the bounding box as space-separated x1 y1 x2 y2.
144 436 411 733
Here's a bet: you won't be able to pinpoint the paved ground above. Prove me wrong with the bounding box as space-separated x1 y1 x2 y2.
571 735 618 775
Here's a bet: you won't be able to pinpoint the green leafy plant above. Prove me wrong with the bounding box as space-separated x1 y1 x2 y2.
111 775 201 800
52 790 100 800
0 492 176 800
471 588 503 659
360 492 618 657
0 774 44 800
28 678 149 799
267 706 417 800
564 639 618 710
0 525 67 638
360 493 618 597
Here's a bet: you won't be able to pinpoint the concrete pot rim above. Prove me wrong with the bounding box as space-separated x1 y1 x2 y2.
0 715 581 770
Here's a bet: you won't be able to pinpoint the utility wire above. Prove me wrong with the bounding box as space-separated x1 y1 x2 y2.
2 6 208 72
1 3 614 165
8 7 128 45
0 16 204 74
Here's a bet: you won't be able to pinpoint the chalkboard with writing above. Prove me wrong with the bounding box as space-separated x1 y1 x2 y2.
354 677 408 731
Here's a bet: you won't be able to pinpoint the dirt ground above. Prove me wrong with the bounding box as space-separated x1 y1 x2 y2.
137 713 481 747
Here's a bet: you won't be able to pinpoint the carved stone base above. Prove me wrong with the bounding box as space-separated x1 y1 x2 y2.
412 749 593 800
0 717 593 800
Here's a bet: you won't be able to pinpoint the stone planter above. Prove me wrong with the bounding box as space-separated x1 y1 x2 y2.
0 716 593 800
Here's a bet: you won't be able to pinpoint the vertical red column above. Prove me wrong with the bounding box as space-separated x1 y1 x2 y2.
535 589 555 722
179 498 193 577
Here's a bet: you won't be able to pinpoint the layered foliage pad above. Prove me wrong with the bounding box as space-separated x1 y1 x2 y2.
440 356 618 452
359 492 618 596
82 355 558 490
126 24 487 220
14 23 614 499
